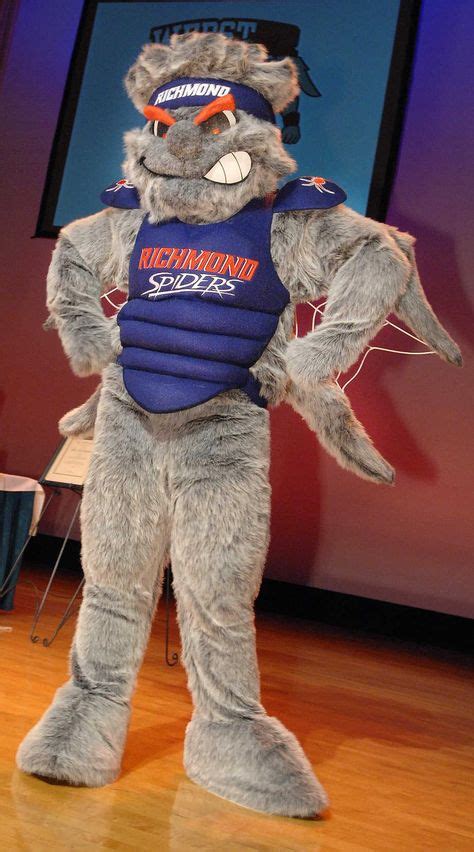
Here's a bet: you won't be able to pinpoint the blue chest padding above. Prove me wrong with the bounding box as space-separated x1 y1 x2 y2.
116 199 289 414
273 176 346 212
100 176 345 413
100 180 140 209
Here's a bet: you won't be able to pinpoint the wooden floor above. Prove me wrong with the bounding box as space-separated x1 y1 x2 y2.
1 567 473 851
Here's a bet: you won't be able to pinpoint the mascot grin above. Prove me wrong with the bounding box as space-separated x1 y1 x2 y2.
141 90 252 185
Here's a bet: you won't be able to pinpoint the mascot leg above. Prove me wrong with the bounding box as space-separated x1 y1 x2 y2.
172 396 328 817
17 369 170 786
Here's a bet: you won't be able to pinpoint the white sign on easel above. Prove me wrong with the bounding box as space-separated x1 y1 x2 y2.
41 436 95 488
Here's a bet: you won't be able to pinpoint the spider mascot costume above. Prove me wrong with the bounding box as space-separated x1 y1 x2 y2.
17 33 461 817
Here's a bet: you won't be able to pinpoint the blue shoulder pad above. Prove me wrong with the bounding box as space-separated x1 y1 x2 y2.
100 179 140 209
273 176 346 213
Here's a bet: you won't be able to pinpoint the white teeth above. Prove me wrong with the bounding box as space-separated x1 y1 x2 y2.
203 151 251 184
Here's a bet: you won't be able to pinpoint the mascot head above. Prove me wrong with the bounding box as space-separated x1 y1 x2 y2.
123 32 299 223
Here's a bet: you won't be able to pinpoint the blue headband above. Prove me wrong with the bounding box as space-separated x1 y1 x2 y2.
148 77 276 124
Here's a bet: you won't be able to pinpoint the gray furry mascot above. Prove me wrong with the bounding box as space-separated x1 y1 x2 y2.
17 33 461 817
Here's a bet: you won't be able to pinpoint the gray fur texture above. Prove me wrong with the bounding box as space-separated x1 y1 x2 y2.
278 206 462 388
48 209 143 376
19 368 170 785
287 379 395 484
390 228 462 364
18 365 327 815
59 384 101 438
124 110 294 226
19 32 461 817
46 235 114 377
184 715 327 817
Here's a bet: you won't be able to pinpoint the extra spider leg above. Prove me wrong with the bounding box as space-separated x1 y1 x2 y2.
272 203 462 483
59 383 102 438
287 378 395 484
389 229 462 366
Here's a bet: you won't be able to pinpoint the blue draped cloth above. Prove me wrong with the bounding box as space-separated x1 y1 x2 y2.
0 490 35 611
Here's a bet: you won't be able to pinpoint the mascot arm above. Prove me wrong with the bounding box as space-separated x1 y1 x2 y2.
285 204 462 387
46 209 122 377
272 199 461 484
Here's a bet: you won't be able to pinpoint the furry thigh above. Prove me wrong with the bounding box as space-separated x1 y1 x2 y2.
80 364 172 594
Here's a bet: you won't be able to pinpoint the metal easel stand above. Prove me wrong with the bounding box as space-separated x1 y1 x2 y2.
25 487 179 663
0 437 180 663
26 490 180 662
29 486 84 647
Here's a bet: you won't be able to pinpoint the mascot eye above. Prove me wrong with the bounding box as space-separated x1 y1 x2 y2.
151 120 168 139
201 110 237 136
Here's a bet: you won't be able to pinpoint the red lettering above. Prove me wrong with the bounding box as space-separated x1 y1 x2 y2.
203 252 226 274
139 247 152 269
186 249 211 270
240 259 259 281
220 254 245 277
148 247 161 267
154 247 171 267
165 247 190 269
140 245 259 280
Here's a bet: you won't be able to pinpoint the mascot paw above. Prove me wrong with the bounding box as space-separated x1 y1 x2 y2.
16 681 130 787
70 344 113 378
184 715 328 818
64 321 115 377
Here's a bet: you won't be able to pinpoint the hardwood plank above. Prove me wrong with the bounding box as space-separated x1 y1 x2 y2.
1 570 472 851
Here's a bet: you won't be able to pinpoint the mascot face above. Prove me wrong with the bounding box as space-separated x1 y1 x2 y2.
123 33 299 224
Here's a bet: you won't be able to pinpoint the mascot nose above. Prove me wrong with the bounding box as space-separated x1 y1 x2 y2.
166 121 203 160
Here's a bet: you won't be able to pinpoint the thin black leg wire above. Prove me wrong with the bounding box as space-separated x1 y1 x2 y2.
30 496 82 645
42 575 85 647
165 566 179 667
3 485 180 656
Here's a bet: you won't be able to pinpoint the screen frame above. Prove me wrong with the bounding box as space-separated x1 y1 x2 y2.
35 0 421 238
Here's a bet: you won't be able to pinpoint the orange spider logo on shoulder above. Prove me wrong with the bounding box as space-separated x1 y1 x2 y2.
300 176 335 195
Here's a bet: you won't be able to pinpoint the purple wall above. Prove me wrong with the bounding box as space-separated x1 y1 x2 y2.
1 0 472 616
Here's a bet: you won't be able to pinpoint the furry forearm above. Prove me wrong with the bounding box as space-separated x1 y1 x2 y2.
286 224 411 386
46 234 114 377
252 306 294 405
280 204 461 386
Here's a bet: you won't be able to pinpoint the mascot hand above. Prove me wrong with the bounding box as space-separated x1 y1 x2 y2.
60 316 115 378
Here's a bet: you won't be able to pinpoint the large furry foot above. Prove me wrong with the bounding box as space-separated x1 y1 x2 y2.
16 681 130 787
184 715 328 818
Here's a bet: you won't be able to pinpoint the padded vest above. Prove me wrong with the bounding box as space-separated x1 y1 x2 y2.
101 176 346 413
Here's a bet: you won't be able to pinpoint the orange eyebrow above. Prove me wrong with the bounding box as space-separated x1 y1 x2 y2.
193 94 236 125
143 105 176 126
